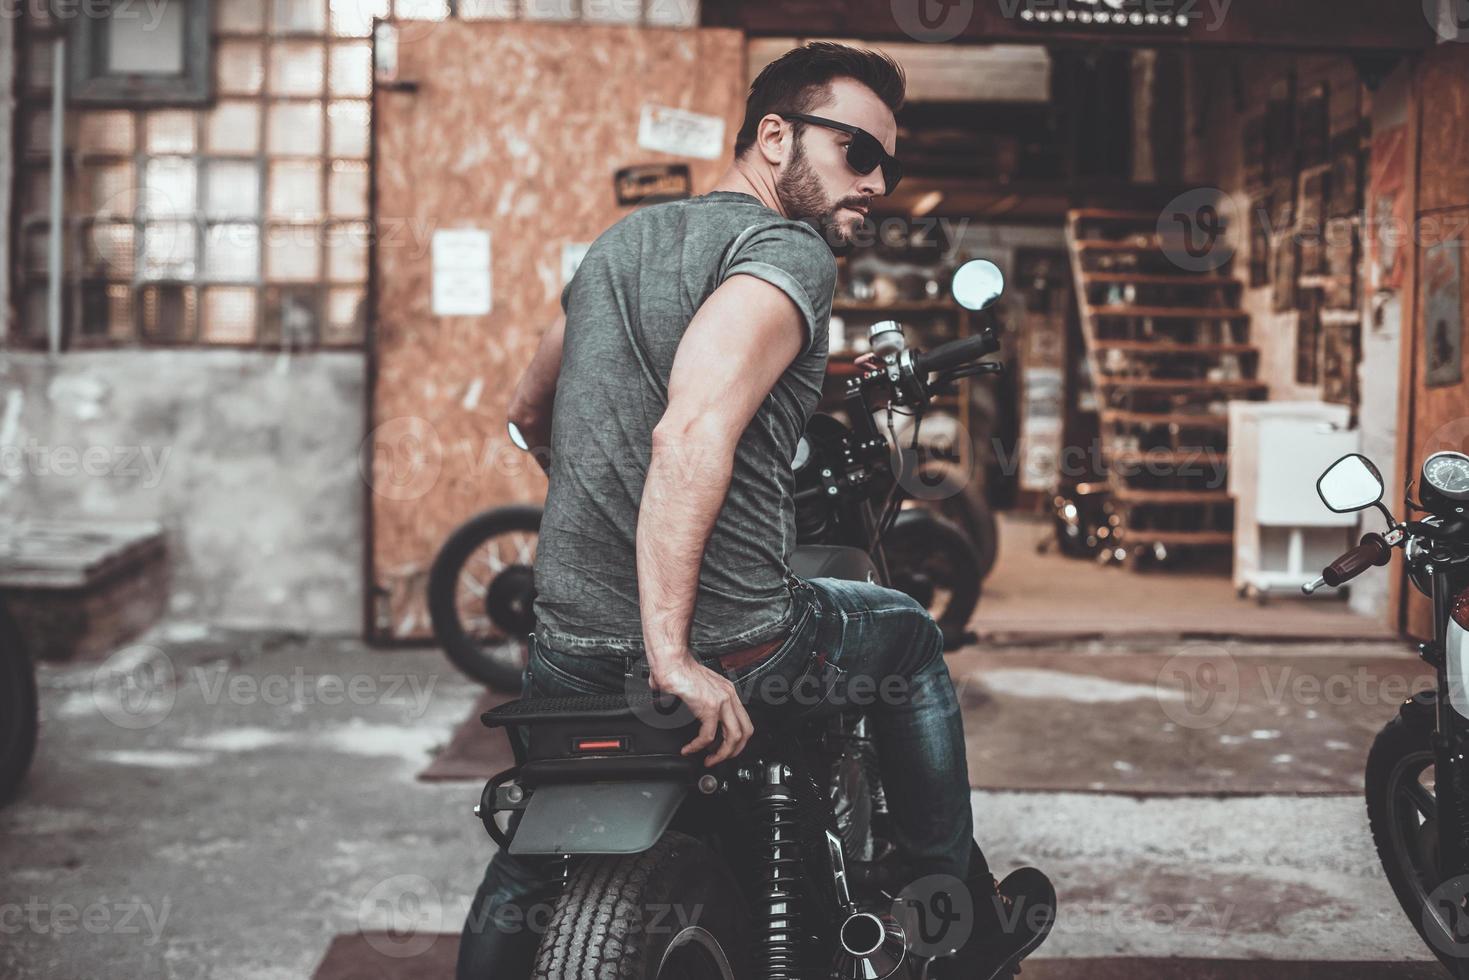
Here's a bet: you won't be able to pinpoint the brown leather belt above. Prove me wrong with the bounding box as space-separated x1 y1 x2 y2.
716 633 786 673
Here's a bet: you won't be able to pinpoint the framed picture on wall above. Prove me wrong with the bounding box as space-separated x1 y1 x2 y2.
1297 82 1329 170
1269 175 1296 248
1324 219 1358 309
1327 134 1360 219
1265 75 1296 184
1243 115 1267 194
1298 168 1328 276
1321 313 1360 407
1272 231 1298 313
1422 238 1464 388
1295 289 1323 385
1249 193 1272 288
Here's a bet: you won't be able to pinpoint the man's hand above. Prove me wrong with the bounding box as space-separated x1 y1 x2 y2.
650 654 754 766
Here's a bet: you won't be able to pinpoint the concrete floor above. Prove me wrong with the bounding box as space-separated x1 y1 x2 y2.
974 514 1396 642
0 623 1440 979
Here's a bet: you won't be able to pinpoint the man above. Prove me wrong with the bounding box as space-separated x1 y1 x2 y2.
458 41 1055 979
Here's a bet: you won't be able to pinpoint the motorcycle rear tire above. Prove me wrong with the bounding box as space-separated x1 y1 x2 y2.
532 831 751 980
1365 703 1464 975
0 606 38 807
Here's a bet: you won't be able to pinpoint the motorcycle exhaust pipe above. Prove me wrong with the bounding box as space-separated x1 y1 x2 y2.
832 910 906 980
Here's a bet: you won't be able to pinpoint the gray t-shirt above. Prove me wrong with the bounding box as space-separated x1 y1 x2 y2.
532 190 837 657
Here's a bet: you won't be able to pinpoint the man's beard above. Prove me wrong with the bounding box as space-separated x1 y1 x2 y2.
775 132 867 247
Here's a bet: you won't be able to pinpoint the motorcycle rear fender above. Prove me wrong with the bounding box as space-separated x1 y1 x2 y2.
481 694 703 856
509 779 689 855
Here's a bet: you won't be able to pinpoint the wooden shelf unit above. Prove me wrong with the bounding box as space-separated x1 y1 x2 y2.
1065 209 1268 565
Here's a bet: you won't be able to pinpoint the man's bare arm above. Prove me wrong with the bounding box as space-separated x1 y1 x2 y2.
507 313 567 473
637 274 807 765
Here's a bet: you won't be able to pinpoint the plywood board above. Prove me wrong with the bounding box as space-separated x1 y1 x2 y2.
369 21 746 640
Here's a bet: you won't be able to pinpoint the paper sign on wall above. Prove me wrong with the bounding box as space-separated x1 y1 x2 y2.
432 229 492 316
637 104 725 160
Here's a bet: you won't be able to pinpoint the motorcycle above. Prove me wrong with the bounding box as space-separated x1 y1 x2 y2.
472 260 1015 979
1307 450 1469 975
428 270 1002 691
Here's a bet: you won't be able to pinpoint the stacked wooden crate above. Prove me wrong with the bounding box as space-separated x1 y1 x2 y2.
1064 209 1268 567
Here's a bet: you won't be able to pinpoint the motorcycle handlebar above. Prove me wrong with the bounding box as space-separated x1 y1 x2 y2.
913 328 1000 376
1320 532 1394 588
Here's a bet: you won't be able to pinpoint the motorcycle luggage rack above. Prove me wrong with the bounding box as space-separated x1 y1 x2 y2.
481 693 704 775
481 692 669 728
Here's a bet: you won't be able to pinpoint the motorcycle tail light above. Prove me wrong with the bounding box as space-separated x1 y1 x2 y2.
571 736 629 754
1455 587 1469 630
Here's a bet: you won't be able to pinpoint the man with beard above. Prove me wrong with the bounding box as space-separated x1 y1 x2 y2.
457 41 1055 980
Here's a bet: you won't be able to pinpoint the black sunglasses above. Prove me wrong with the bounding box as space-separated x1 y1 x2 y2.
780 113 903 196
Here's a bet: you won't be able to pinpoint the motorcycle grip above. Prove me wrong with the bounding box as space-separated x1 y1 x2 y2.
1321 532 1393 587
914 329 999 375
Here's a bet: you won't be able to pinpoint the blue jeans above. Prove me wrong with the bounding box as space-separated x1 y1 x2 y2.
455 576 984 979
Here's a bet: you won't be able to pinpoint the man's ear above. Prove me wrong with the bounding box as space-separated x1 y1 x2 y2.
753 113 790 168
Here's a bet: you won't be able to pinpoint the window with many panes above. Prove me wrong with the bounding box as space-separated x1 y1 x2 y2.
12 0 698 350
16 0 393 348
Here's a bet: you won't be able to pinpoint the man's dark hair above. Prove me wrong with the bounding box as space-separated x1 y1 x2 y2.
734 42 906 158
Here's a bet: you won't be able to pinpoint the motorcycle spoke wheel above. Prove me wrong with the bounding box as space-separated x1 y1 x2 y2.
428 506 542 690
452 529 538 642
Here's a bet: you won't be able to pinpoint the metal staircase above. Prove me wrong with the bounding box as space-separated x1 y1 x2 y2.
1064 209 1268 567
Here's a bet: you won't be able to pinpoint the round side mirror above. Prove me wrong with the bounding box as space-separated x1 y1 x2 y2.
1316 453 1385 513
951 259 1005 312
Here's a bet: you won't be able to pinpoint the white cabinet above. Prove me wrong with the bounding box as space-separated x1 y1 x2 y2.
1228 402 1358 598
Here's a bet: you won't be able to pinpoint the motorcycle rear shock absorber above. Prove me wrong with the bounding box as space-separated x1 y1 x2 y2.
757 761 805 980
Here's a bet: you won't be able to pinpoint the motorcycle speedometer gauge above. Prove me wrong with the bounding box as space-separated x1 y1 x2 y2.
1423 451 1469 501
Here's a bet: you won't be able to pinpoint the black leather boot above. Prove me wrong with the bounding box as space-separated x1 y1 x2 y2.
925 865 1056 980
